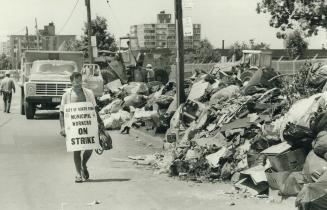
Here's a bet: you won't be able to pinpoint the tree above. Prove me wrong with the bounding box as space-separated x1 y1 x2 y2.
252 42 270 50
195 39 221 63
59 39 84 51
184 51 196 63
285 30 309 59
256 0 327 38
228 41 248 61
0 54 11 69
81 15 117 57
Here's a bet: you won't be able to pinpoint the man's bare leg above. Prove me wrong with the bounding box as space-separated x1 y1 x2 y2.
81 150 92 179
73 151 82 179
82 150 92 167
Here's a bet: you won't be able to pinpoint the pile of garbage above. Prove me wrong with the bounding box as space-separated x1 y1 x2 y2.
98 61 327 207
98 79 179 132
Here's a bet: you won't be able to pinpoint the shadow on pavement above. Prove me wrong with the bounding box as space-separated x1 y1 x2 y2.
86 178 131 183
34 111 60 120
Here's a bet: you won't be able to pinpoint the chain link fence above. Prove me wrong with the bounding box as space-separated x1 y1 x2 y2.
170 59 327 80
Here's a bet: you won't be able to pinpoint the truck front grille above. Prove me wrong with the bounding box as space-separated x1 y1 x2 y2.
36 83 71 96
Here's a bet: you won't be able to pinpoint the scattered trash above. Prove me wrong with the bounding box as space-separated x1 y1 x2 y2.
87 200 101 206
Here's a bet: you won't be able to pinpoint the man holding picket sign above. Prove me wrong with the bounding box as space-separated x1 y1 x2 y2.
59 72 107 183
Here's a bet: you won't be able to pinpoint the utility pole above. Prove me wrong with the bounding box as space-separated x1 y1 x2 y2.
25 26 29 50
175 0 185 107
35 18 40 50
85 0 94 63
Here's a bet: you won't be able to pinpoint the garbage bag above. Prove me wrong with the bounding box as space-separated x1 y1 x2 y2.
99 94 111 102
308 64 327 89
243 67 281 95
99 99 122 114
170 105 182 129
296 181 327 210
123 82 149 95
155 95 174 109
133 108 160 127
206 147 228 168
147 81 163 93
303 151 327 183
187 80 210 101
102 110 131 130
221 162 233 180
123 94 147 108
105 79 122 93
313 131 327 159
280 92 327 141
311 112 327 137
283 122 314 149
209 85 240 105
280 172 305 196
156 112 173 133
170 160 189 176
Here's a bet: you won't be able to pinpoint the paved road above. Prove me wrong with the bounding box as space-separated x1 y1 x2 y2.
0 86 297 210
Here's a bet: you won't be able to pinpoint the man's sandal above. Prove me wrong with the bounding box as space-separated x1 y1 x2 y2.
81 167 89 180
75 175 83 183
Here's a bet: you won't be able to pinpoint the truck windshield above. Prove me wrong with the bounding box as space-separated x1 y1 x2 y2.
32 63 77 75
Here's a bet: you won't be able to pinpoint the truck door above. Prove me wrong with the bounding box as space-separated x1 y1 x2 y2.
21 62 33 83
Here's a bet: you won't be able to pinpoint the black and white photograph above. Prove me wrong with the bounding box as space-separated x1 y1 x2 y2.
1 0 327 209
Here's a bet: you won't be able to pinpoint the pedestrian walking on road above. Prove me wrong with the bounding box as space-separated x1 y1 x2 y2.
0 71 15 113
59 72 107 183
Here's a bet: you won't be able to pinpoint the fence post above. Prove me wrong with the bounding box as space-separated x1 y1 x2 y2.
313 54 318 60
277 55 283 73
292 56 299 74
292 60 295 74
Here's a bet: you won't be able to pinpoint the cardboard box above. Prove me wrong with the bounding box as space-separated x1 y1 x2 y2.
265 168 291 190
267 148 306 171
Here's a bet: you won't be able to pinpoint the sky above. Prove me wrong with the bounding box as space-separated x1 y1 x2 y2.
0 0 326 49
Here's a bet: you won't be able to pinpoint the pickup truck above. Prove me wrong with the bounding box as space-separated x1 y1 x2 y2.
20 50 103 119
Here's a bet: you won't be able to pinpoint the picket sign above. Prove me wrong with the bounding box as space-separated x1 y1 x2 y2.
64 102 100 152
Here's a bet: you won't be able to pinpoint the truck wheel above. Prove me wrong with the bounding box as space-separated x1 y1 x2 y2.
240 69 257 83
25 102 35 119
20 89 25 115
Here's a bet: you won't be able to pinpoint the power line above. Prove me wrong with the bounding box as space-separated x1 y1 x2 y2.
58 0 81 34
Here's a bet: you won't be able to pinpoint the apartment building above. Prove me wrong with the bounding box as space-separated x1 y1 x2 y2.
130 11 201 50
0 40 10 56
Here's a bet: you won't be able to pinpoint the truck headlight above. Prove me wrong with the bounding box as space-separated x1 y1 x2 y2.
26 84 36 96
